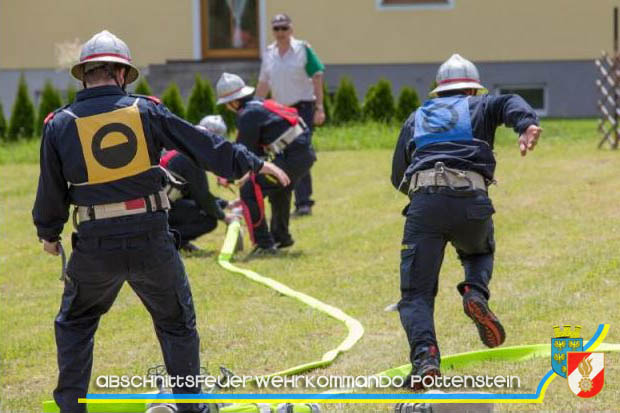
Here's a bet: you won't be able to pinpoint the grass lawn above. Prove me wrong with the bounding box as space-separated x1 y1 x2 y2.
1 119 619 412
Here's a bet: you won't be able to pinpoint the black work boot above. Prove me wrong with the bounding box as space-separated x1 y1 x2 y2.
463 286 506 348
292 205 312 217
404 345 441 391
244 245 278 261
274 236 295 249
181 242 201 253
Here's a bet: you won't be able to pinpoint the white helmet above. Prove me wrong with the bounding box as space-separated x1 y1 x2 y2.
71 30 140 84
430 54 486 96
216 72 255 105
198 115 228 136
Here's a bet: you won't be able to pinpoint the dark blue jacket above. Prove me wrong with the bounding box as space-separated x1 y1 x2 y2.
236 98 312 158
165 151 225 220
33 86 263 241
391 94 539 194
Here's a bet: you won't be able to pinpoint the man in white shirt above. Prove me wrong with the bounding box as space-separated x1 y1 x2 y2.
256 13 325 217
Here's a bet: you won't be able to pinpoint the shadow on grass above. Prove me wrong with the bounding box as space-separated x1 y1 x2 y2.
180 249 216 258
238 249 306 263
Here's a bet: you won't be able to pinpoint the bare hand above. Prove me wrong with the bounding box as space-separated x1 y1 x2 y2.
518 125 542 157
314 107 326 126
236 172 250 188
43 240 60 256
260 162 291 187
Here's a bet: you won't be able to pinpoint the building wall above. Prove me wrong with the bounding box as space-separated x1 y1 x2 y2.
0 0 195 70
1 1 612 118
265 0 618 64
324 60 598 118
3 0 617 70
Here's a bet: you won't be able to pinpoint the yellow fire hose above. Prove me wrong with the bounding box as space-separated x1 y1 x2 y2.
217 219 365 379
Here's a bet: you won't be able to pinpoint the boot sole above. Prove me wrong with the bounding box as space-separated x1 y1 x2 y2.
464 296 506 348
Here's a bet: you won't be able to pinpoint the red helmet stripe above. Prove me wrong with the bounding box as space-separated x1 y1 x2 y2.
220 86 244 98
438 77 480 85
81 52 132 62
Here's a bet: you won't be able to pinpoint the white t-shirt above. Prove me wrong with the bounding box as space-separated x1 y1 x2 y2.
259 37 321 106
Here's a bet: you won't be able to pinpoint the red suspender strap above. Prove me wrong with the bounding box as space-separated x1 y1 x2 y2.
241 201 256 243
159 150 178 168
240 173 266 244
251 173 266 228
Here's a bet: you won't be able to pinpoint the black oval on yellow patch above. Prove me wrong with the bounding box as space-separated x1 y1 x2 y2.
91 123 137 169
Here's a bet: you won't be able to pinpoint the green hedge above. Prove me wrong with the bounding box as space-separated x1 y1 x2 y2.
321 82 333 125
0 102 6 140
65 84 77 105
186 75 216 125
395 87 421 123
36 81 63 136
161 82 185 119
363 78 395 123
134 77 153 96
7 74 36 141
332 77 361 124
216 104 237 132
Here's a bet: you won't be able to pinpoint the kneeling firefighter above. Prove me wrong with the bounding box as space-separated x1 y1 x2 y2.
160 115 231 252
215 73 316 257
391 54 542 388
32 30 289 413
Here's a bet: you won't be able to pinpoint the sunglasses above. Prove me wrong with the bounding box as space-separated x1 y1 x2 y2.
272 26 290 32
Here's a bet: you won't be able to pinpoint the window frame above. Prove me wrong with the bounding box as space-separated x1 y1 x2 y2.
375 0 455 11
200 0 260 59
495 84 548 117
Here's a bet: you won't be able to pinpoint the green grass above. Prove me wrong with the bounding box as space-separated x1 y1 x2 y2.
1 119 620 412
0 118 600 165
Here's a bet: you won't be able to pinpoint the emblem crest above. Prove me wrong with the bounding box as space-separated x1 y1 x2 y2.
551 325 582 378
567 352 605 398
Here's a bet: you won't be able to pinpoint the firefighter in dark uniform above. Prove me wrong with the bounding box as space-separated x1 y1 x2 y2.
215 73 316 257
391 54 542 387
32 31 289 413
160 116 231 252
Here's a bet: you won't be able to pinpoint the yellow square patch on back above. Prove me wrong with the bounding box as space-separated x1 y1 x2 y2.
75 105 151 185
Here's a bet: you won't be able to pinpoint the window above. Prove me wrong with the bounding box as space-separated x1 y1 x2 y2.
201 0 259 58
377 0 453 10
497 85 547 116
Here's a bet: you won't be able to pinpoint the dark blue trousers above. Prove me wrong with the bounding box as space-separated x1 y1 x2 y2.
168 199 218 247
55 212 206 413
293 101 316 208
398 187 495 367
